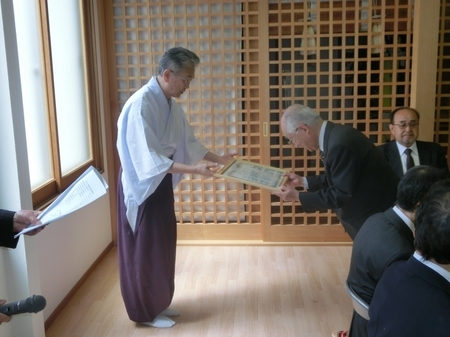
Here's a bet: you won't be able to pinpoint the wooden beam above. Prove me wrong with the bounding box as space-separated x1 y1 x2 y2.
410 0 440 141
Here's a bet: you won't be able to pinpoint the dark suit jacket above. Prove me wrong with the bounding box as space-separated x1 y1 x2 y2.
346 208 415 337
378 140 449 177
0 209 20 248
368 256 450 337
300 122 399 239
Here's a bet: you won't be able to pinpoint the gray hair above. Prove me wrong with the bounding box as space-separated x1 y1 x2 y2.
282 104 322 134
158 47 200 75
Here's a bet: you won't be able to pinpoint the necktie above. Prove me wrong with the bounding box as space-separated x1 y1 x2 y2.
404 148 414 170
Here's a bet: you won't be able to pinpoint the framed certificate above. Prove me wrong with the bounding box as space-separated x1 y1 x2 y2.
215 158 288 190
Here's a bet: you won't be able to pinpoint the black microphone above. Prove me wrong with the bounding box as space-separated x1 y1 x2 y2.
0 295 46 316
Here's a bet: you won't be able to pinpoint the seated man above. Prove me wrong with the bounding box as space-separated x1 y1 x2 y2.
368 178 450 336
378 107 448 177
342 166 449 337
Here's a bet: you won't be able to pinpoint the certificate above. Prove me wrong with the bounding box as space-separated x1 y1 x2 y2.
215 158 288 190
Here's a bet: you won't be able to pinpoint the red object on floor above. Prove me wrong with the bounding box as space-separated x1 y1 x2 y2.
334 331 348 337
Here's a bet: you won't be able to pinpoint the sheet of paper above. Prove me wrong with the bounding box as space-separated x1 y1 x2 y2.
15 166 108 238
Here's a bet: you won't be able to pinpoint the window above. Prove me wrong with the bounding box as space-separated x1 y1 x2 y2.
14 0 102 208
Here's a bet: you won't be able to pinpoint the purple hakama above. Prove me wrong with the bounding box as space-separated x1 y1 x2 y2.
117 171 177 323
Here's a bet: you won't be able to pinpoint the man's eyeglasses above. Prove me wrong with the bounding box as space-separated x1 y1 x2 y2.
169 69 193 85
286 127 299 145
392 121 419 130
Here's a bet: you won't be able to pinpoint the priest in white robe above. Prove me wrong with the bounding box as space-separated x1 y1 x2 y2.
116 47 236 328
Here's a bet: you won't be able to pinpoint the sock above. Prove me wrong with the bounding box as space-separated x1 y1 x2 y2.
142 314 176 328
161 307 180 317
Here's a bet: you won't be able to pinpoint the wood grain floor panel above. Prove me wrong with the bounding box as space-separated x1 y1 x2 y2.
46 245 353 337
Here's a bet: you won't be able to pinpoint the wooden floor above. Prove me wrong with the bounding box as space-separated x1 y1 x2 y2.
45 244 353 337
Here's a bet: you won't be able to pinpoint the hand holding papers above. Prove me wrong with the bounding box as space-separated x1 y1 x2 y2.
215 158 288 190
15 166 108 238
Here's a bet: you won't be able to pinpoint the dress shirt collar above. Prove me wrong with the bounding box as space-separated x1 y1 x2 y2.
413 252 450 283
392 205 415 232
395 141 418 156
319 120 327 152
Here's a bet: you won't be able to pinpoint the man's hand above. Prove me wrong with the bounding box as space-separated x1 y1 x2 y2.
284 172 305 188
271 184 301 202
13 210 44 235
0 300 12 324
202 151 238 166
217 152 239 166
194 163 221 177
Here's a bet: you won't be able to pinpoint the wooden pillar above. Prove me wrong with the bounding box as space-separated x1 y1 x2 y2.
410 0 441 141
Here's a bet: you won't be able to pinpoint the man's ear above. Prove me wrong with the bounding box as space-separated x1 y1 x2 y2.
162 69 172 82
389 123 395 135
297 123 309 134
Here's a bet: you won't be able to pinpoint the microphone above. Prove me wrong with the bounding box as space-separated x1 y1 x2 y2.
0 295 46 316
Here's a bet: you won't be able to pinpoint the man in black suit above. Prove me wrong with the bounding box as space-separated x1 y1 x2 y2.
378 107 448 177
273 104 399 240
345 166 450 337
368 178 450 337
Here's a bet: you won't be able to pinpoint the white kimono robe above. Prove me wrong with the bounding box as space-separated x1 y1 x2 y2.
116 76 208 232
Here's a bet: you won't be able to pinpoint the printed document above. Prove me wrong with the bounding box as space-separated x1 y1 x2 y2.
15 166 108 238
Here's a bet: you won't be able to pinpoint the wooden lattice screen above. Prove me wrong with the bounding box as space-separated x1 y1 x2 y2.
264 0 414 241
108 0 448 242
110 0 264 240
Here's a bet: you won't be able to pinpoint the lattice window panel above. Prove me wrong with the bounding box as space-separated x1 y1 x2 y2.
436 0 450 166
111 0 262 225
267 0 414 228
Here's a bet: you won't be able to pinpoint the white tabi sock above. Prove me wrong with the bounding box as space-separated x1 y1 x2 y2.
142 314 176 328
161 307 180 317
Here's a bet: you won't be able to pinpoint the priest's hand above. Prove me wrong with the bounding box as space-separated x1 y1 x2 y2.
217 152 238 165
195 163 221 177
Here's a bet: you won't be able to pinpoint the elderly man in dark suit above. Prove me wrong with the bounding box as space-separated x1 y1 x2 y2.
368 178 450 337
345 166 450 337
378 107 448 177
273 104 399 240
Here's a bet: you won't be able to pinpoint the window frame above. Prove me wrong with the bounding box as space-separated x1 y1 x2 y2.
31 0 103 209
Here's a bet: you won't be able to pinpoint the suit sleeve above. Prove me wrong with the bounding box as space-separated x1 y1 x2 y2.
304 174 327 191
300 142 361 212
0 209 20 248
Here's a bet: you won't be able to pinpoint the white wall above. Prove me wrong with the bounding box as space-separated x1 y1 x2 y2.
0 0 113 336
35 194 112 321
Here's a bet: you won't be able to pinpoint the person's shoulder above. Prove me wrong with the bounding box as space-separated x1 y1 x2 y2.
354 212 389 240
356 209 410 240
377 139 396 152
381 256 409 280
416 140 444 150
377 140 395 149
327 122 363 139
